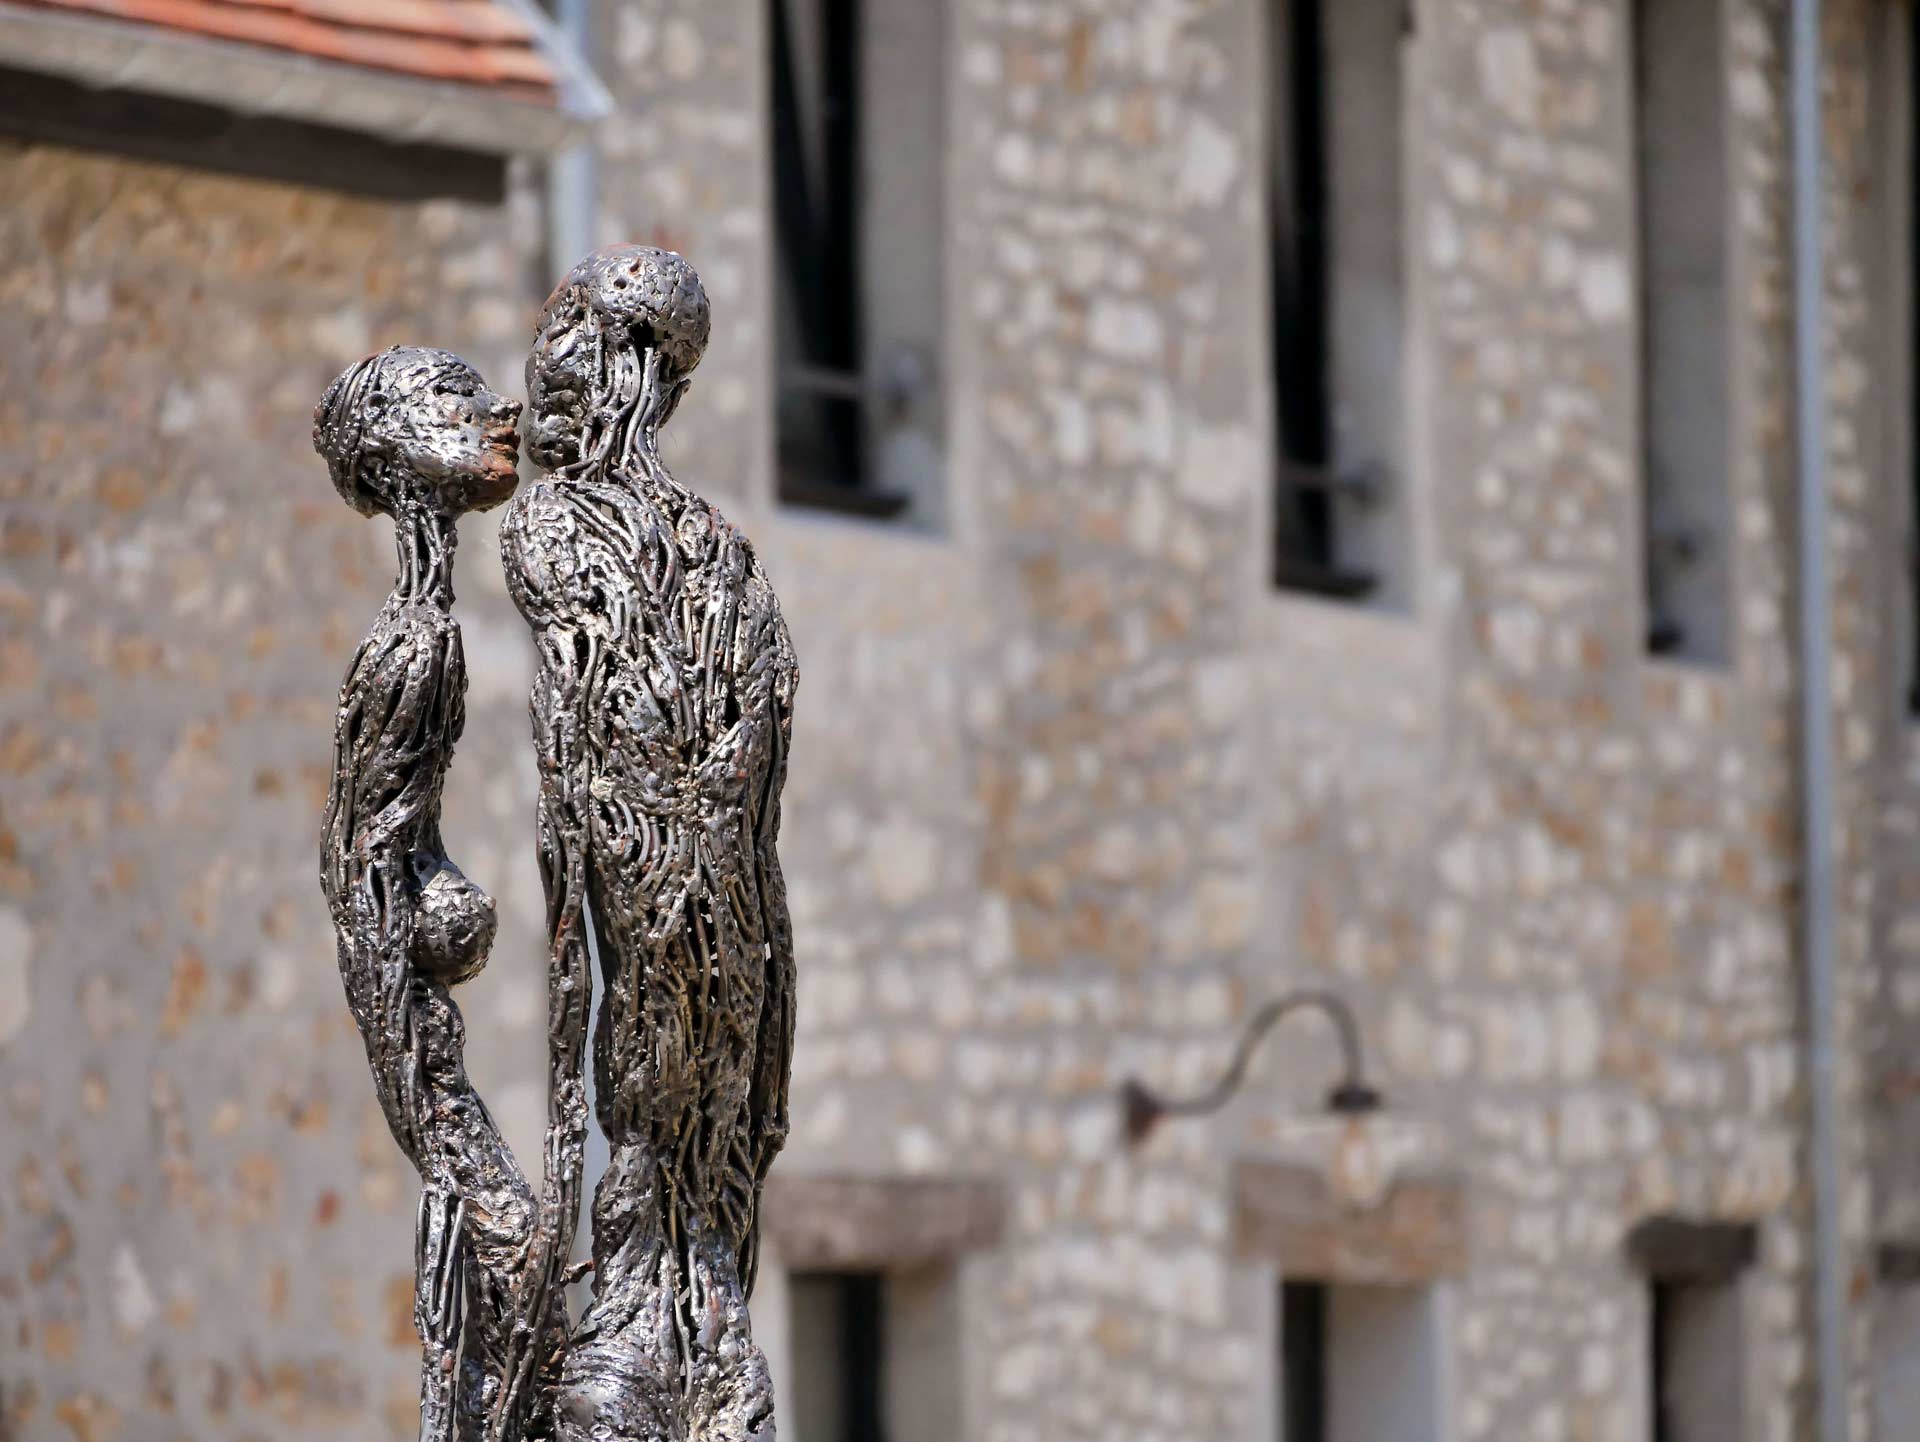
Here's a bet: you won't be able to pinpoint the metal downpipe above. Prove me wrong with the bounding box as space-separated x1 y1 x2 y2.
1788 0 1849 1438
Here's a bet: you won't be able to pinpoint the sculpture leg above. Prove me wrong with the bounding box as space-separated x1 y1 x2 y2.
417 1189 468 1442
406 981 555 1439
683 1229 775 1442
555 1146 682 1442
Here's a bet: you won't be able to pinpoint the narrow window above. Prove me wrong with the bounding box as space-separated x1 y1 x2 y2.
1280 1281 1328 1442
770 0 945 522
1875 1246 1920 1436
1635 0 1733 662
790 1272 888 1442
1279 1280 1446 1442
1269 0 1410 601
787 1268 964 1442
1648 1280 1745 1442
1628 1218 1752 1442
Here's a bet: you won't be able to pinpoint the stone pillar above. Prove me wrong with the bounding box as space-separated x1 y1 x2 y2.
952 2 1266 1436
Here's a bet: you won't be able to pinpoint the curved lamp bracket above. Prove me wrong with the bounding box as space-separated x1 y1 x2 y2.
1120 989 1383 1147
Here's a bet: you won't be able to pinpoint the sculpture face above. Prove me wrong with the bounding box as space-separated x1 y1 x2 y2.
525 244 713 470
524 299 594 471
316 347 522 516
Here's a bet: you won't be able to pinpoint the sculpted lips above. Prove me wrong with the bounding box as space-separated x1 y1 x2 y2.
485 415 522 466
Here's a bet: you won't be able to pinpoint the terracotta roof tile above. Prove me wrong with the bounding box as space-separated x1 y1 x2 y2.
14 0 559 103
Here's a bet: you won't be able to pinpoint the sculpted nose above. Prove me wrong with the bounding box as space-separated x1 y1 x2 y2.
490 395 523 424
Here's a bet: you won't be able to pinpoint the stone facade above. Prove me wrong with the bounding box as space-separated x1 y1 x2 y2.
2 2 1918 1440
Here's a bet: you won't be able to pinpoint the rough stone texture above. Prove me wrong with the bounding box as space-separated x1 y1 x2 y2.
760 1175 1007 1272
0 143 555 1439
1 1 1917 1440
1231 1159 1468 1286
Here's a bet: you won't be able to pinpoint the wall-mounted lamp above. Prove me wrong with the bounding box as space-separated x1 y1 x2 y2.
1120 989 1383 1147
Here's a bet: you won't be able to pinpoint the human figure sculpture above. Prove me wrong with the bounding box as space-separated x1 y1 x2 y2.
315 347 557 1441
317 253 797 1442
499 245 797 1442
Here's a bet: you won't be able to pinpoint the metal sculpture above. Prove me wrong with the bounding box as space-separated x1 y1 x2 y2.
318 248 797 1442
316 346 550 1441
501 245 796 1442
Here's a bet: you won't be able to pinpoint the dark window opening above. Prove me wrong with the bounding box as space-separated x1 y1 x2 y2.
1647 1278 1746 1442
1268 0 1407 600
1271 0 1358 596
1629 1217 1751 1442
770 0 941 521
1649 1280 1678 1442
1634 0 1732 662
1280 1280 1329 1442
1277 1279 1445 1442
792 1271 889 1442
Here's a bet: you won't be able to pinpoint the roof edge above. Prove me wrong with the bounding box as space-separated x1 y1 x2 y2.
0 3 612 158
495 0 614 125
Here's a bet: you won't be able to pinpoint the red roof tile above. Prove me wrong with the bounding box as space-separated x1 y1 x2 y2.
14 0 558 103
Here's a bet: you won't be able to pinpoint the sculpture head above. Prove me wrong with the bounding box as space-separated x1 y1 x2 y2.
526 245 711 470
313 347 521 518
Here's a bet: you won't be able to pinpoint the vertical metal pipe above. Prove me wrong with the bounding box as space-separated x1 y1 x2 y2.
546 0 598 280
546 0 604 1304
1789 0 1849 1438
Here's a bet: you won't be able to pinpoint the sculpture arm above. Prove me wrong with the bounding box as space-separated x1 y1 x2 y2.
741 627 797 1295
485 627 596 1442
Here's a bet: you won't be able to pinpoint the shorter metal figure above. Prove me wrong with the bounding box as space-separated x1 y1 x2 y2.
315 347 551 1441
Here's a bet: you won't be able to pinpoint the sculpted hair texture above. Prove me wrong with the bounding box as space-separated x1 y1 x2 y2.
313 352 389 514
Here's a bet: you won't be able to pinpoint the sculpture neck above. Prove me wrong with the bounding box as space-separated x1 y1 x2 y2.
562 345 681 497
393 503 458 606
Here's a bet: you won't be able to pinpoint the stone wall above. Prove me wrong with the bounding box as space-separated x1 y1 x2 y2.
0 142 554 1437
2 1 1917 1440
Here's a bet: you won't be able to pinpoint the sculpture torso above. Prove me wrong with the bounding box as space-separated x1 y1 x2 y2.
502 452 794 1441
504 464 794 1177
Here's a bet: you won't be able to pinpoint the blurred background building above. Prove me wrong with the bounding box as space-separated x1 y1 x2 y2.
3 0 1920 1439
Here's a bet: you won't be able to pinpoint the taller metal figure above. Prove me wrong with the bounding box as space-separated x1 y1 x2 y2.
501 246 798 1442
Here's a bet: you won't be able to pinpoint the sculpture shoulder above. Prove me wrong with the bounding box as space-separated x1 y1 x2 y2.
500 479 572 573
500 479 592 621
338 602 460 710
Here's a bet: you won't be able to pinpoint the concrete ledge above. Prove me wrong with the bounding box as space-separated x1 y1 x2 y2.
1625 1215 1758 1282
1877 1240 1920 1284
1230 1158 1467 1284
762 1174 1007 1272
